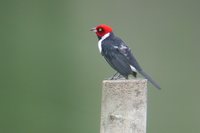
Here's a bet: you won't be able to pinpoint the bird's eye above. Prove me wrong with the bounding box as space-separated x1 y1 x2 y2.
98 28 103 32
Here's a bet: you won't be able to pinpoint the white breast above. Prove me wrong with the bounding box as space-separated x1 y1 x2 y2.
98 33 110 53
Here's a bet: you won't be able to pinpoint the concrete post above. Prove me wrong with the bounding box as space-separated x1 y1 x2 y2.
100 79 147 133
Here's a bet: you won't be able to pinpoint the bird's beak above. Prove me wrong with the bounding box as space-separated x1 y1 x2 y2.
90 27 97 32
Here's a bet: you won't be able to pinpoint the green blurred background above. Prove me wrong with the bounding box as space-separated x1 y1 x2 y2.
0 0 200 133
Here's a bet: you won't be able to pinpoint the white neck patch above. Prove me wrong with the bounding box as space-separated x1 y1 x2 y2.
98 33 110 53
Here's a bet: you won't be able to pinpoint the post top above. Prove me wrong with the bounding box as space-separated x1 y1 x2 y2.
103 79 147 84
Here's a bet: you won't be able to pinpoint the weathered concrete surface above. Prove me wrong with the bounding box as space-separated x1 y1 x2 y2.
100 79 147 133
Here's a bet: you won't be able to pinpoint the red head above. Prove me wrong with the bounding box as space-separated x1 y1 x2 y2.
90 24 113 37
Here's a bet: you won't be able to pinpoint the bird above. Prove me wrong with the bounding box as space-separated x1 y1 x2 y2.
90 24 161 89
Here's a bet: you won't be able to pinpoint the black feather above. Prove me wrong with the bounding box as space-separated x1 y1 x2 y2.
100 32 161 89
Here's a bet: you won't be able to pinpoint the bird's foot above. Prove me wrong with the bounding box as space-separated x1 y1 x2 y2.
107 73 126 80
107 72 119 80
115 75 126 80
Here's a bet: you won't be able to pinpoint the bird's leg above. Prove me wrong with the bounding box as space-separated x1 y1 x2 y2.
115 74 122 79
108 72 119 80
125 75 129 79
115 74 127 80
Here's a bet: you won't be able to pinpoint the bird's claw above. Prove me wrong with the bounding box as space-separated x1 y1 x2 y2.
106 73 126 80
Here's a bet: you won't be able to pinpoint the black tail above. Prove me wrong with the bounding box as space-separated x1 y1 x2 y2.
139 70 161 90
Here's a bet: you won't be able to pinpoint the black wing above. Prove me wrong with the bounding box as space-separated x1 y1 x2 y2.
114 39 143 72
110 37 161 89
101 40 133 77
